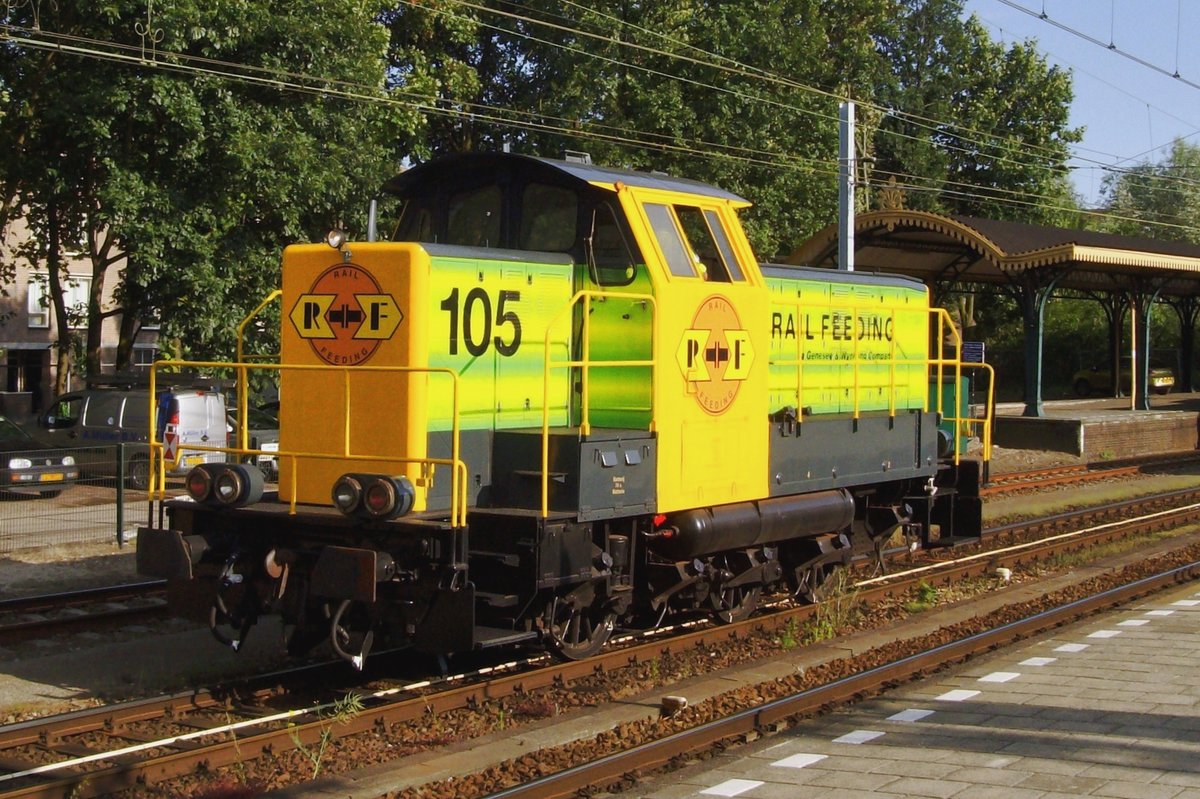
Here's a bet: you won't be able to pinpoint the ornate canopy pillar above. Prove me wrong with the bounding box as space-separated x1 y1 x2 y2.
1165 295 1199 393
1003 268 1065 418
1127 280 1167 410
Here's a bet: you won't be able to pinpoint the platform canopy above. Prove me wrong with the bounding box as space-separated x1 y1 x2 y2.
787 209 1200 416
787 210 1200 297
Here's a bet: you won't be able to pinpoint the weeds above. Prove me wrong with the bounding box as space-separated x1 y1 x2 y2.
903 580 939 613
778 617 799 650
288 692 364 779
800 567 863 645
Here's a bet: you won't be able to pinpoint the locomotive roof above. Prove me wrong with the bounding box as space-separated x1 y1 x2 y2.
383 151 750 205
760 263 927 290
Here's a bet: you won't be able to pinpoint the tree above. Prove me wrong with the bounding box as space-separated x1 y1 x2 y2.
872 0 1082 224
0 0 407 389
382 0 894 260
1100 139 1200 244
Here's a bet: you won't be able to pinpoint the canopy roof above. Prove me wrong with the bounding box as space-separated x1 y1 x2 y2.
788 210 1200 297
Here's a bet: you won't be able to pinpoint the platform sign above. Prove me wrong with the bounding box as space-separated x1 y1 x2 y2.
962 341 986 363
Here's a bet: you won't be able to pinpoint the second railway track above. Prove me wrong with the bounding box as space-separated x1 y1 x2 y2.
4 487 1200 798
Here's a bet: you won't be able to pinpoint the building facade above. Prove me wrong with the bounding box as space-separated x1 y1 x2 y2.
0 216 158 420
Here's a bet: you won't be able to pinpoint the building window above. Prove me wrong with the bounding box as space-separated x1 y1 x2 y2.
27 273 91 329
133 347 157 367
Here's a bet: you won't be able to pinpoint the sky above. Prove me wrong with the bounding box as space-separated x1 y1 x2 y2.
962 0 1200 207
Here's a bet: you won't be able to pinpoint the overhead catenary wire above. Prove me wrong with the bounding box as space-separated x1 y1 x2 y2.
436 0 1200 206
0 10 1197 235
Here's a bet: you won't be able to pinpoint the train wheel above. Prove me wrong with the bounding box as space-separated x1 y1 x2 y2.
546 590 615 660
795 563 841 605
708 555 761 623
710 583 761 624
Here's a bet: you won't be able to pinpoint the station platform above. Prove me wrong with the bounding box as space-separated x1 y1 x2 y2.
993 392 1200 458
633 579 1200 799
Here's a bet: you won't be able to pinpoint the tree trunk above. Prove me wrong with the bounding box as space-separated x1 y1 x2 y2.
44 201 75 396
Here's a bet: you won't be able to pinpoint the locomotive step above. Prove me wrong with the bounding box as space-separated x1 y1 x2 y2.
476 590 520 608
474 626 539 648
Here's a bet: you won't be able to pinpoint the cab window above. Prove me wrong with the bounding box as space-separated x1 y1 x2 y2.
589 202 637 286
446 185 502 247
520 183 577 251
397 204 435 243
704 209 744 281
645 202 744 282
645 202 696 278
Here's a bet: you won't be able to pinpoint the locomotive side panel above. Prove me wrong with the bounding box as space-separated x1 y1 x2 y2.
765 268 929 417
422 248 574 510
763 266 940 496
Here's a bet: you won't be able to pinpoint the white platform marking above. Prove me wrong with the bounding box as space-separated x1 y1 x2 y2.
1146 610 1176 617
936 689 981 702
771 753 827 769
888 708 935 723
1087 630 1121 639
1055 643 1090 653
1020 657 1057 666
1172 600 1200 607
833 729 885 744
979 671 1020 683
1118 619 1149 627
701 779 763 796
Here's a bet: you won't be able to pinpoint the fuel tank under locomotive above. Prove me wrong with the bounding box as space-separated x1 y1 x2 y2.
649 489 856 561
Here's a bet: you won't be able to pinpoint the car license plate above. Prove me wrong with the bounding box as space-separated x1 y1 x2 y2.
39 472 64 482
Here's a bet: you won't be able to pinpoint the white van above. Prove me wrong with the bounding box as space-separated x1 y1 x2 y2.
38 386 227 489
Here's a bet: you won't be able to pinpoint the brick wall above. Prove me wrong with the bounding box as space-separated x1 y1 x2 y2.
1082 414 1200 459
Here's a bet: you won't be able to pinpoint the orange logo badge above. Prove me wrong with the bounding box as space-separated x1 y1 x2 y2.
675 295 754 414
289 264 403 366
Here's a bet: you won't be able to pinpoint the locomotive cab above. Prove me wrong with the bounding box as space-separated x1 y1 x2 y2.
137 152 991 666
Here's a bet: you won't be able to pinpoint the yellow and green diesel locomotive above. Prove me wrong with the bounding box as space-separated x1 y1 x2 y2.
137 152 991 664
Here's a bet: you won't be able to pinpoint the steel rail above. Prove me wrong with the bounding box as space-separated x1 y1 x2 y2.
483 560 1200 799
980 451 1200 497
4 491 1200 797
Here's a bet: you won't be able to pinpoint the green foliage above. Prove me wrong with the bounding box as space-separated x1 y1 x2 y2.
386 0 893 260
0 0 407 373
288 692 364 779
1100 139 1200 244
778 617 799 651
872 0 1081 224
903 579 938 613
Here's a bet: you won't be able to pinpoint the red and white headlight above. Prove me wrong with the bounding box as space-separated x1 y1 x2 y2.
185 464 264 508
331 473 415 520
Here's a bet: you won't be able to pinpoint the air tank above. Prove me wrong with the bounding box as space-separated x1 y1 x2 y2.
648 489 855 561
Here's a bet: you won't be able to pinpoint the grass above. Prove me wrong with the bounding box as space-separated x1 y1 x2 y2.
902 580 939 613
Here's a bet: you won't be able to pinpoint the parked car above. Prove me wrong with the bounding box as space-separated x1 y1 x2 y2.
0 415 80 498
1072 358 1175 397
228 404 280 481
37 385 227 489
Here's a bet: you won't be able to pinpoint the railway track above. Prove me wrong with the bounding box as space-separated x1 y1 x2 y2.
4 487 1200 798
488 559 1200 799
0 582 166 645
980 451 1200 497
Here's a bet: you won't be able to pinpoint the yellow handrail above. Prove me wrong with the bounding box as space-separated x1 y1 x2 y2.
766 299 994 464
149 359 468 527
